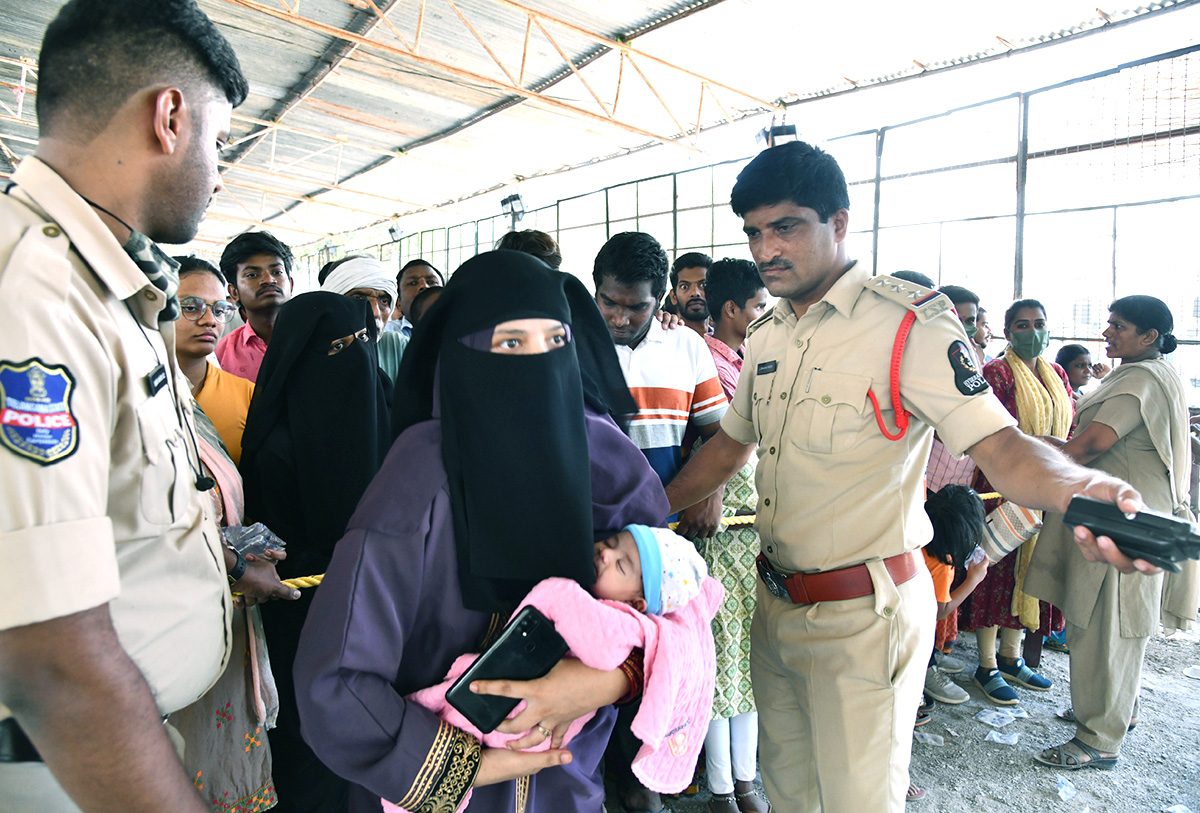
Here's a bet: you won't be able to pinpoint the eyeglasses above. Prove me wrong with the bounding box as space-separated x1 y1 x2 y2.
179 296 237 324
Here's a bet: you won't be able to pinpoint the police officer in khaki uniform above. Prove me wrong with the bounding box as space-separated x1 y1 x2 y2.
0 3 266 811
665 142 1154 813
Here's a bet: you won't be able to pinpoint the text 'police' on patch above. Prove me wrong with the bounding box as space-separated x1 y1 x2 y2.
948 342 988 396
0 358 79 465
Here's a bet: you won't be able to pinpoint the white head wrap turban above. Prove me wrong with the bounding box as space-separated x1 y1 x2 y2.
321 257 398 303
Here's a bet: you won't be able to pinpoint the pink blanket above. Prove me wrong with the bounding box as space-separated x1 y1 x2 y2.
394 576 722 809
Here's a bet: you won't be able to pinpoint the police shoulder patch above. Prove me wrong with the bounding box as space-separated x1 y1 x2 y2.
948 341 989 396
0 358 79 465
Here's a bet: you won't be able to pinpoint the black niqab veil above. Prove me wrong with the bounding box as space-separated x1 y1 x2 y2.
392 250 638 611
241 291 392 576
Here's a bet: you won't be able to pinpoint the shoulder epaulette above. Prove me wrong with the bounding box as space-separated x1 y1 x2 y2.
866 275 954 324
745 307 775 338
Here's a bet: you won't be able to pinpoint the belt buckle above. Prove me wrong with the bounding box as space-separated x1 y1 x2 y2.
756 555 789 601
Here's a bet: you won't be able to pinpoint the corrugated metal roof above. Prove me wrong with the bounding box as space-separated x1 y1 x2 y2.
0 0 1193 253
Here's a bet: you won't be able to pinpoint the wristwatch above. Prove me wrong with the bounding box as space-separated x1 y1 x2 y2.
227 545 247 585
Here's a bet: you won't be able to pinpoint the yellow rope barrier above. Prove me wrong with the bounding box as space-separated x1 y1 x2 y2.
277 518 763 590
667 514 757 531
273 500 1011 591
281 574 324 590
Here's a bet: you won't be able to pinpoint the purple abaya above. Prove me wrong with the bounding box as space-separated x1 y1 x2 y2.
294 407 668 812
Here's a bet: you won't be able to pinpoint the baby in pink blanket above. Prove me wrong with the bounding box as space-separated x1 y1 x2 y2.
384 524 722 813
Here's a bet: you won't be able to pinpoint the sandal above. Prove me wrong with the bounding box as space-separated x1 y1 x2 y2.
906 783 926 802
708 794 739 813
1056 707 1137 732
1033 737 1118 770
734 786 771 813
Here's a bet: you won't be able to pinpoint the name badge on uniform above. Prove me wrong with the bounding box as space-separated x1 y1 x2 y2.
145 363 168 396
756 360 778 375
0 358 79 465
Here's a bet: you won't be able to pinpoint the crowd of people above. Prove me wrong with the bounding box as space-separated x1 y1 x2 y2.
1 3 1196 813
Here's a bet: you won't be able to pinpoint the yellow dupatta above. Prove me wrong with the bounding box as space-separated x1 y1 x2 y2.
1005 352 1073 629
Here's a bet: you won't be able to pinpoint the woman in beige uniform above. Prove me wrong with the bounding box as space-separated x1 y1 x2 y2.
1028 295 1195 770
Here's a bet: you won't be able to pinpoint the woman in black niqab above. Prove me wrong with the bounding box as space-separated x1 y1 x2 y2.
393 249 645 612
240 291 392 813
242 291 392 575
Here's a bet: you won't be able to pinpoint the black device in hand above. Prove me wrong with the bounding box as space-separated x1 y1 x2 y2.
1063 496 1200 573
445 605 569 734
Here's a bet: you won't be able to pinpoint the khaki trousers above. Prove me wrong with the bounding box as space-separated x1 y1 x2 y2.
1066 567 1148 754
751 559 935 813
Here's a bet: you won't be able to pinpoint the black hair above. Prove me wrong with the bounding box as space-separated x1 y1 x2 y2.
1004 298 1046 331
592 232 669 301
939 285 980 308
891 270 935 288
220 231 294 282
174 254 225 285
37 0 247 138
670 252 713 289
705 258 764 325
408 285 444 324
1055 344 1091 369
317 254 369 286
495 230 562 270
730 141 850 222
398 259 444 285
924 485 985 571
1109 295 1178 354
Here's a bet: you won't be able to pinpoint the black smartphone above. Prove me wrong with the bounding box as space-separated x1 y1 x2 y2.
1063 496 1200 573
445 605 569 734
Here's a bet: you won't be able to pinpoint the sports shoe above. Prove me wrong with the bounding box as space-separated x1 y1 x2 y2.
932 650 966 674
918 693 937 714
924 665 969 704
974 667 1019 705
998 657 1053 691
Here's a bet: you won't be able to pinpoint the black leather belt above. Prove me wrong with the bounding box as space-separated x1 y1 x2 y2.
0 717 41 762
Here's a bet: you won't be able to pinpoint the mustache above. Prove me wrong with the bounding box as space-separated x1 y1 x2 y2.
758 259 793 272
686 298 706 307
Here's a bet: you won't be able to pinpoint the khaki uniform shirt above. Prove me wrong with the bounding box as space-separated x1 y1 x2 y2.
721 261 1015 573
0 158 231 718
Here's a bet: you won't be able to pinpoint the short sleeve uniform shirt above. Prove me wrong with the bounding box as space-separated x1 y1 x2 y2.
721 262 1015 573
0 158 231 718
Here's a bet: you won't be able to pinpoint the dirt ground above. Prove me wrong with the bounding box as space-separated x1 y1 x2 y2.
608 627 1200 812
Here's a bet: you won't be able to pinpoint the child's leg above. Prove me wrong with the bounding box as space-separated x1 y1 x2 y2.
998 626 1022 660
976 626 999 669
729 712 760 783
704 716 734 795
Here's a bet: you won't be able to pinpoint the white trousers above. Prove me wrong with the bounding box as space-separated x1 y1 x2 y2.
704 711 760 794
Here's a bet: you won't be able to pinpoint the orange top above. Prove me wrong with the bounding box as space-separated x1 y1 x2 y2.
922 550 954 603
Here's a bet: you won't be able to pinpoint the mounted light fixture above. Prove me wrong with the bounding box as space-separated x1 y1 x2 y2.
387 223 402 242
501 193 526 230
756 109 799 149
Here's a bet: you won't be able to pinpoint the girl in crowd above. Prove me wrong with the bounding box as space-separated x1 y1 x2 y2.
1055 344 1110 402
965 299 1071 704
241 292 394 811
292 251 670 812
1030 296 1195 770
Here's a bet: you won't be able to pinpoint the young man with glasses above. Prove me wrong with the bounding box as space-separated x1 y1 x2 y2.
175 256 255 466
